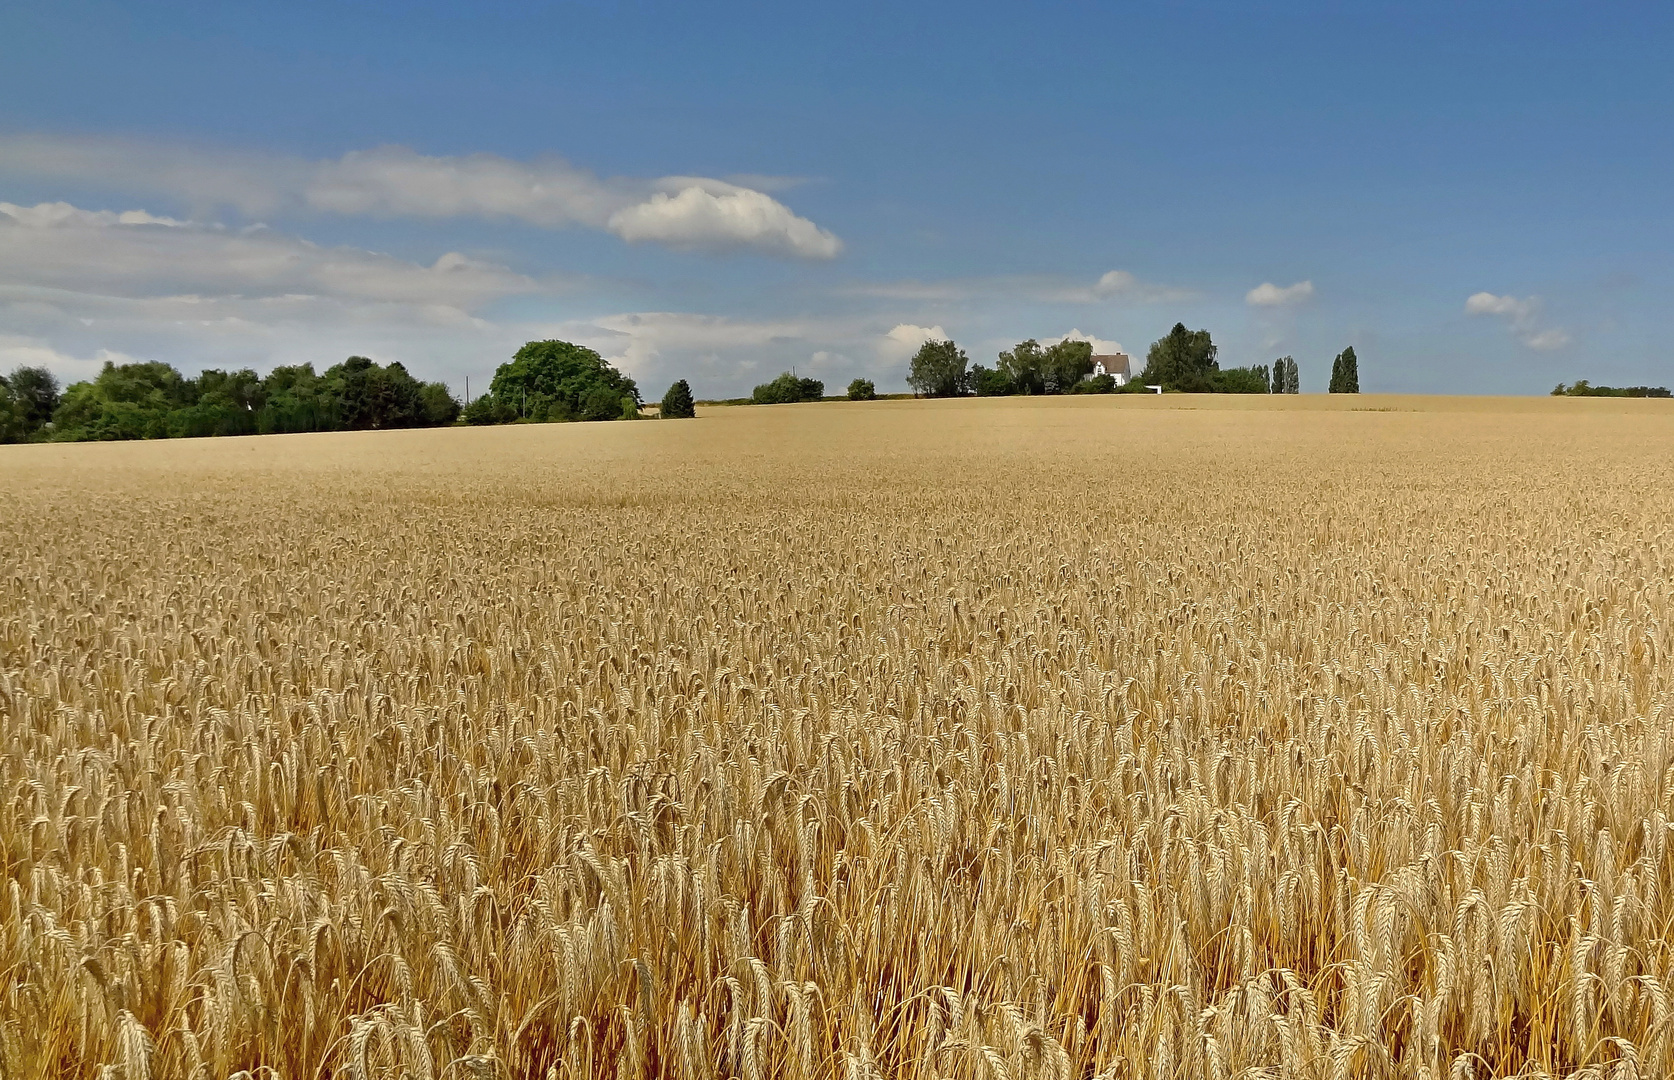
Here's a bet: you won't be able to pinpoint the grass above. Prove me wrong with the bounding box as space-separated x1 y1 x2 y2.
3 394 1673 1078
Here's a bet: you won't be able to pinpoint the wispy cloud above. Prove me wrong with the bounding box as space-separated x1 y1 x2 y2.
842 269 1192 305
0 134 842 259
1246 280 1315 307
1465 291 1570 350
0 200 541 307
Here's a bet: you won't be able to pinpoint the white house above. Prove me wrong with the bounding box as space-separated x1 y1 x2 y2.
1091 353 1131 385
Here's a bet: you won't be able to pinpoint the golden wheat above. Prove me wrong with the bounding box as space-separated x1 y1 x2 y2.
3 395 1673 1078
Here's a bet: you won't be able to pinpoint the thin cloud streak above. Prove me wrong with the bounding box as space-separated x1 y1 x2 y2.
840 269 1194 305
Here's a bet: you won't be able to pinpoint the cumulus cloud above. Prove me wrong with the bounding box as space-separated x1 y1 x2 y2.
1465 291 1570 350
0 134 842 259
607 181 841 258
1053 328 1126 355
1246 280 1315 307
1464 291 1531 318
880 323 950 358
0 200 540 307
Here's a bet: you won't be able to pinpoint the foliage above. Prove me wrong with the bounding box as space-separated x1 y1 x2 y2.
1068 373 1118 394
1329 346 1361 393
1552 380 1671 398
1271 356 1300 394
47 357 460 441
420 382 462 425
484 340 641 423
6 401 1674 1078
996 340 1046 395
660 379 697 418
1043 338 1095 391
0 375 27 444
906 339 970 398
752 372 825 404
846 378 877 401
1137 324 1218 391
968 364 1013 397
1210 366 1272 394
0 365 61 441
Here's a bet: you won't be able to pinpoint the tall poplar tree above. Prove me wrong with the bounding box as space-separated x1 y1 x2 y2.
1333 347 1359 393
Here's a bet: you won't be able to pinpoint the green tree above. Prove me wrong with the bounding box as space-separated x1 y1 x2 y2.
968 365 1013 396
752 373 824 404
51 360 195 440
258 364 339 433
6 366 60 433
462 394 518 425
661 379 696 418
1138 324 1218 391
846 378 876 401
996 340 1046 395
907 339 970 398
1042 338 1094 393
1271 357 1300 395
321 357 430 429
1329 346 1360 393
419 382 461 425
487 340 641 422
1210 367 1271 394
0 375 28 443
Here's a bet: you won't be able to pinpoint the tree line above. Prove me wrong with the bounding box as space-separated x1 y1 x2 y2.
1 327 1380 445
0 356 460 443
907 324 1361 397
0 339 712 444
1551 380 1670 398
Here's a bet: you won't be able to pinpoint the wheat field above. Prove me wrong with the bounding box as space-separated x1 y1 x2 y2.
3 395 1673 1079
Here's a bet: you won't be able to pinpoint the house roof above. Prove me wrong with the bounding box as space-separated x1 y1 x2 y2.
1091 353 1131 375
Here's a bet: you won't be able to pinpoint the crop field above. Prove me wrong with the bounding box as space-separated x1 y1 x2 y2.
5 394 1674 1079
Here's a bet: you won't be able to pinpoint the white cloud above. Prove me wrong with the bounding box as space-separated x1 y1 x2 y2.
1520 328 1571 351
607 182 841 258
0 200 540 307
1041 269 1195 305
528 310 909 394
0 134 841 259
1465 291 1570 350
1052 328 1126 355
847 270 1191 305
1093 270 1137 296
881 323 950 358
1464 291 1531 318
1246 280 1315 307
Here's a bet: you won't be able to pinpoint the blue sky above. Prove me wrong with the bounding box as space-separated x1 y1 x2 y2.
1 0 1670 396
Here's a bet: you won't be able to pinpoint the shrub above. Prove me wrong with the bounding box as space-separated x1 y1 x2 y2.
752 373 824 404
1069 373 1118 394
847 378 877 401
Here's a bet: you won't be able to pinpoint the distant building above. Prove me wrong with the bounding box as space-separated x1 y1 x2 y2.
1091 353 1131 385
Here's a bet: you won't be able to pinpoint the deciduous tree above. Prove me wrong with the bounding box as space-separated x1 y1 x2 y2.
907 340 969 398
